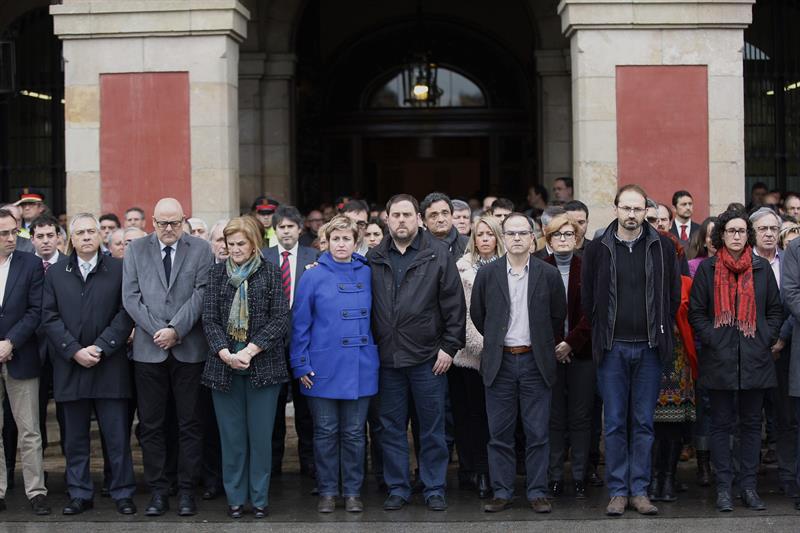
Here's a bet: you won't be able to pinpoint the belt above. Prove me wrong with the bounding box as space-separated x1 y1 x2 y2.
503 345 531 355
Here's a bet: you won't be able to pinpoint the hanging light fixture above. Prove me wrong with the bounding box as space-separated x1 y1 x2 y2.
402 2 442 107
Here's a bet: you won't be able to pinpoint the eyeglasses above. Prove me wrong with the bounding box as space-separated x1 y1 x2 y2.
755 225 780 234
724 228 748 236
503 230 533 238
617 206 646 215
551 231 576 240
154 219 184 230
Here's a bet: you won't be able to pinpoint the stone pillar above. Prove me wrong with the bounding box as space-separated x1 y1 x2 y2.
558 0 755 234
535 49 572 194
239 51 266 212
260 53 296 205
50 0 250 225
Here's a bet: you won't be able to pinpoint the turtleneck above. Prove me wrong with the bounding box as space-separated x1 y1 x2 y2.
554 251 572 336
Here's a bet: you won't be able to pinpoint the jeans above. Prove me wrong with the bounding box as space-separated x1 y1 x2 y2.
549 357 595 482
485 351 551 500
708 388 766 492
597 341 662 497
307 396 371 497
379 358 448 501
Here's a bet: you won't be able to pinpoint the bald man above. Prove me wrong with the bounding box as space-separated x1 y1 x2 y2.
122 198 213 517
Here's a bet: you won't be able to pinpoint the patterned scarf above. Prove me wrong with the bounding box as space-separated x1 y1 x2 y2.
226 253 262 342
473 255 498 272
713 245 756 338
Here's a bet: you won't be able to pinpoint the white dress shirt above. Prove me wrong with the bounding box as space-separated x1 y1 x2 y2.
158 239 178 267
36 250 61 268
0 253 12 307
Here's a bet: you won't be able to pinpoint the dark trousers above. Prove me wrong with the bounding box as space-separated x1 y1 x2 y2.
271 378 314 471
200 385 223 491
486 351 551 500
61 398 136 500
134 356 205 495
366 395 384 481
379 358 448 501
774 353 797 487
549 357 595 482
448 365 489 475
708 388 766 492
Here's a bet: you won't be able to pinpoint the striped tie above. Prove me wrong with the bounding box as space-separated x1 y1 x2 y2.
281 250 292 302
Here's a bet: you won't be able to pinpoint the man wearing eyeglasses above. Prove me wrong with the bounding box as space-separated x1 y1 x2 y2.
122 198 213 517
582 184 680 517
471 212 566 514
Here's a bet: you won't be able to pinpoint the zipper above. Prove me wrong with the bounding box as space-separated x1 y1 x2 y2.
601 238 617 349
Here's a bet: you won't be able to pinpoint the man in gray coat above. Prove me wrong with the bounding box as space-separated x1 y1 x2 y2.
122 198 213 517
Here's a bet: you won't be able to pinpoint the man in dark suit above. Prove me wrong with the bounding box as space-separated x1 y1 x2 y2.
42 213 136 516
471 212 566 514
0 208 49 515
263 205 318 477
122 198 213 517
669 190 700 246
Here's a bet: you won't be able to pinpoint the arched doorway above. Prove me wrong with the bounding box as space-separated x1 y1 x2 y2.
293 0 536 210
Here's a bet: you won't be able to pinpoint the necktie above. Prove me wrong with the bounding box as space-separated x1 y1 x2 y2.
680 225 688 241
281 250 292 302
80 262 91 280
163 246 172 286
42 260 50 273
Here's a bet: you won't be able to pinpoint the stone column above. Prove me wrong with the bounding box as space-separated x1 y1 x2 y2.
535 49 572 194
51 0 250 224
260 53 296 204
558 0 755 233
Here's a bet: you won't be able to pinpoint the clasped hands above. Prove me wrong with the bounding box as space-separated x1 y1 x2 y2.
555 341 572 364
218 347 253 371
73 345 103 368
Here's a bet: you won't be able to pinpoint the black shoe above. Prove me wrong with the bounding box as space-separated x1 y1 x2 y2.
483 497 512 513
177 494 197 516
794 498 800 511
144 494 169 516
62 497 93 515
548 480 563 498
716 490 733 512
30 494 51 516
253 506 268 518
780 482 800 499
477 473 491 499
0 498 5 511
426 495 447 511
115 498 136 515
648 474 663 502
588 466 604 487
661 473 678 502
202 486 220 500
574 480 587 500
317 495 336 513
227 505 243 519
696 450 712 487
383 494 407 511
740 489 766 511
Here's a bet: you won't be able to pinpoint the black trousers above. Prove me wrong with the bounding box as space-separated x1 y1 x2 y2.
548 357 595 482
134 356 205 495
448 365 489 475
272 378 314 471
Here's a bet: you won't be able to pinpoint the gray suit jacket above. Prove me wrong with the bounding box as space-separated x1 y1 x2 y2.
122 232 213 363
470 255 567 388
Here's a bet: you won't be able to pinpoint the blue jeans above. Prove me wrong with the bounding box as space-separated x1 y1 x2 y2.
597 341 662 497
379 359 448 501
307 396 371 497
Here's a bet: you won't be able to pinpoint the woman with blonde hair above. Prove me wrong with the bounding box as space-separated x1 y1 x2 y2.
450 215 505 498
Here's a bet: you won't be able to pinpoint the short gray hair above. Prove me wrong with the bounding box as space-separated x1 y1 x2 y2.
540 206 566 228
452 199 470 213
749 206 780 225
187 217 208 232
209 218 229 238
69 213 100 234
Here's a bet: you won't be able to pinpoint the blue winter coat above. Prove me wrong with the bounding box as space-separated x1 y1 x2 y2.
290 252 379 399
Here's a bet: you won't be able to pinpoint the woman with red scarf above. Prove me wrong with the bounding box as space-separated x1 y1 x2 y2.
689 210 783 513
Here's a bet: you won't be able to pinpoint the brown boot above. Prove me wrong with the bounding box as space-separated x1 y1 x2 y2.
605 496 627 516
530 498 552 513
483 498 512 513
630 495 658 515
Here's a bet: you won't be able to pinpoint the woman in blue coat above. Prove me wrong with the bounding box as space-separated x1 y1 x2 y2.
290 215 379 514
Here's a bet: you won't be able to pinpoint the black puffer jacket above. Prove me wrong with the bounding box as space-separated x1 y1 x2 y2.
688 254 782 390
367 230 466 368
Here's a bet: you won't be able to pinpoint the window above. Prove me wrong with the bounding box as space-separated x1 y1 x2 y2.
368 67 486 109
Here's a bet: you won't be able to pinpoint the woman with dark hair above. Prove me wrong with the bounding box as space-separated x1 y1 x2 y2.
687 217 718 263
364 218 386 249
689 210 783 512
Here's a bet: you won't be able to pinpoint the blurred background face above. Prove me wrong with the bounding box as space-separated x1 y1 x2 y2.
153 201 184 246
71 217 101 258
0 216 15 258
722 218 748 254
473 221 497 257
328 229 356 262
32 224 58 259
21 201 44 222
365 223 383 248
344 210 369 242
210 227 229 262
108 229 125 258
100 219 118 241
705 222 716 255
305 210 324 233
482 196 497 212
753 214 780 253
123 228 147 257
552 179 572 203
548 223 577 254
785 197 800 221
424 200 453 238
453 209 471 235
492 207 512 223
226 231 254 265
656 205 671 232
125 210 145 229
565 209 587 242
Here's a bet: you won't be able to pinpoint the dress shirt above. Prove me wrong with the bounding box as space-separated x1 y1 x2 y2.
158 239 178 268
78 253 98 281
504 257 531 346
0 253 12 307
36 250 60 269
278 242 299 307
754 248 781 288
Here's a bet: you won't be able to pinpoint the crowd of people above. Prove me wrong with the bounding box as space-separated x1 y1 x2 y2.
0 177 799 520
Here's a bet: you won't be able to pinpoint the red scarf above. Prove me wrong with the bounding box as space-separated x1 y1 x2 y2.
713 245 756 338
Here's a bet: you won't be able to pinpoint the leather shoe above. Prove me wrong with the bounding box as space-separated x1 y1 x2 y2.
317 495 336 513
115 498 136 515
630 495 658 515
426 495 447 511
177 494 197 516
227 505 243 519
383 494 406 511
606 496 627 516
574 480 587 500
30 494 51 516
716 490 733 512
530 497 551 513
483 498 512 513
476 473 491 499
345 496 363 512
794 498 800 511
253 506 268 518
62 498 93 515
740 489 766 511
548 480 563 498
144 494 169 516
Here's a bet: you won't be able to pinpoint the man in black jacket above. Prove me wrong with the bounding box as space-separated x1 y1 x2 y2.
581 184 680 517
42 213 136 516
367 194 466 512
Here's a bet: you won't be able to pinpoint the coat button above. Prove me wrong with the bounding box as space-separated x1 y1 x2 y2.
343 311 349 317
361 309 367 315
357 283 363 288
62 343 66 348
110 340 116 346
343 339 349 345
361 337 367 343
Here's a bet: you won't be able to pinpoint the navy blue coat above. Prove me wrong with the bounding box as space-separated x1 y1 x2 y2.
290 252 379 400
0 251 44 379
